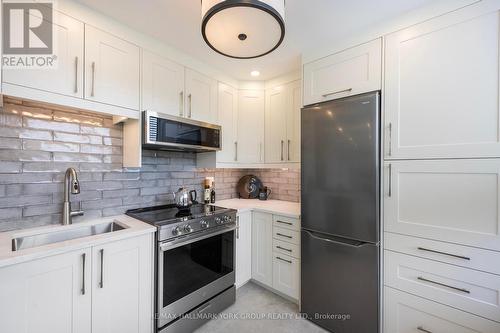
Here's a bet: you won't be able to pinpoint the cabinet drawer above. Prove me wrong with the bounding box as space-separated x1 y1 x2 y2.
384 287 500 333
385 232 500 275
384 159 500 251
272 252 300 300
385 251 500 322
273 239 300 259
273 226 300 245
273 215 300 231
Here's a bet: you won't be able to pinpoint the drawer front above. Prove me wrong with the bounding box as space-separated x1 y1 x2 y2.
384 287 500 333
273 215 300 231
273 239 300 259
273 226 300 245
385 232 500 275
385 251 500 322
272 252 300 300
384 159 500 251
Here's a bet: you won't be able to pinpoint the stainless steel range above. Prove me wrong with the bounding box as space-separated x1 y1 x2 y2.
126 204 237 333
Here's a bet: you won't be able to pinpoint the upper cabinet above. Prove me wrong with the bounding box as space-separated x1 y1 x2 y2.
217 83 238 163
303 38 382 106
384 10 500 159
185 68 218 123
85 26 140 111
3 10 84 98
142 51 185 117
237 89 265 164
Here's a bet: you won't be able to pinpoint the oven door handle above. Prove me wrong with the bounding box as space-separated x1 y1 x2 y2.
159 225 237 251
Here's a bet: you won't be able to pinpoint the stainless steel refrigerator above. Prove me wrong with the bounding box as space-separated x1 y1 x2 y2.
301 92 380 333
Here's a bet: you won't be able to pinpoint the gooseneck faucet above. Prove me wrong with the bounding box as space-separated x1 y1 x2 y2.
62 167 84 225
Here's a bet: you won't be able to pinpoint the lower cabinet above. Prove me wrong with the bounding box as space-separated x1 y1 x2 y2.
236 211 252 287
251 211 273 286
272 254 300 299
0 233 153 333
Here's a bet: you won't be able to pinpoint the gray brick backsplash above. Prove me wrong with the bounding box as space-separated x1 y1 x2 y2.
0 98 300 232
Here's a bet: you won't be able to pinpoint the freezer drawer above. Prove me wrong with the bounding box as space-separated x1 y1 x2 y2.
301 229 379 333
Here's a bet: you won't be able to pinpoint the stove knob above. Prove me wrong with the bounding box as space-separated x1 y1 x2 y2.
172 226 181 236
223 215 230 222
184 224 193 233
215 217 221 224
200 220 209 228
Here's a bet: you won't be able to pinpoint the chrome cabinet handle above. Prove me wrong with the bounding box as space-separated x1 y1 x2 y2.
276 256 292 264
281 140 284 161
287 139 291 161
179 91 184 117
276 220 293 226
417 247 471 261
99 249 104 288
236 216 240 239
322 88 352 98
188 93 192 118
388 122 393 156
276 233 292 239
388 164 392 197
276 245 292 253
417 276 470 294
74 57 78 93
81 253 86 295
234 142 238 161
90 62 96 97
417 327 433 333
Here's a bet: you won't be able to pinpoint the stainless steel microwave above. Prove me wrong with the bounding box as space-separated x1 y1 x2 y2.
143 111 221 152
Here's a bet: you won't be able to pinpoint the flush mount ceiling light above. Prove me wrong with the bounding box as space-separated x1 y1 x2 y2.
201 0 285 59
250 70 260 77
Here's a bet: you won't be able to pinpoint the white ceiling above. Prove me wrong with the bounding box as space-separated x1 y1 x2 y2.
74 0 435 81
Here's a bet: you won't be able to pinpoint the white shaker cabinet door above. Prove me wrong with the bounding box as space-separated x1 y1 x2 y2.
384 9 500 159
184 68 217 123
92 234 153 333
236 211 252 287
142 51 185 117
251 211 273 287
237 89 265 164
3 10 84 98
265 85 287 163
303 38 381 106
85 25 140 110
0 248 91 333
285 80 302 163
384 159 500 251
273 253 300 300
217 83 238 163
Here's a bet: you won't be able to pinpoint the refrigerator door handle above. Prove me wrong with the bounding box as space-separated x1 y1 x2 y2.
303 230 370 248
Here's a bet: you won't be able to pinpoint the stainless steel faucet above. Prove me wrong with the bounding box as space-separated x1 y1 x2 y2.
62 167 84 225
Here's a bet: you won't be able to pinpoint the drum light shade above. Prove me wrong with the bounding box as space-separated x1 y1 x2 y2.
201 0 285 59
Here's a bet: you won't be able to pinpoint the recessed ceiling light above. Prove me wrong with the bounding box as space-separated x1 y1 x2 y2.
250 70 260 77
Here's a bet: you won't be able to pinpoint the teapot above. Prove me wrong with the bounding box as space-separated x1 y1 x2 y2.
174 187 197 209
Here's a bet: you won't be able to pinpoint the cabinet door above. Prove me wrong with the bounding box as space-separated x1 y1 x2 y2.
92 234 153 333
142 50 184 117
236 211 252 287
185 68 217 123
384 159 500 251
265 86 287 163
0 249 91 333
273 253 300 300
251 211 273 286
237 89 265 164
303 38 381 106
285 80 301 162
3 11 84 98
385 10 500 159
85 26 140 110
217 83 238 163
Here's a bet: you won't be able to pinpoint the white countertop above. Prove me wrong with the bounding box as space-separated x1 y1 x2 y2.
0 215 155 268
215 199 301 218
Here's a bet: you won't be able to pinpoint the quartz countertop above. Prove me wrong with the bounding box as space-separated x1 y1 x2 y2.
0 215 155 268
215 199 301 218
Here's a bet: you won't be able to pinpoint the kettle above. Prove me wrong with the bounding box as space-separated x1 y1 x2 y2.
174 187 197 209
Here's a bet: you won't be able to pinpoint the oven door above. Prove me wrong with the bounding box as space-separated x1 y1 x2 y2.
157 225 236 328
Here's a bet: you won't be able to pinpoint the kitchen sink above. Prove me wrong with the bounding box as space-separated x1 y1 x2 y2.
12 221 128 251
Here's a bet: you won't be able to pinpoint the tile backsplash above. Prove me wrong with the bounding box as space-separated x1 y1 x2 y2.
0 98 300 231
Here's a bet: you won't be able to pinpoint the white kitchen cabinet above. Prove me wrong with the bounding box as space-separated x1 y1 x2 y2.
3 11 84 98
237 89 265 164
251 211 273 286
303 38 381 106
286 80 302 163
185 68 217 123
272 253 300 300
217 83 239 163
142 50 185 117
0 248 92 333
384 287 500 333
236 211 252 288
92 234 153 333
384 159 500 251
85 25 140 110
384 9 500 159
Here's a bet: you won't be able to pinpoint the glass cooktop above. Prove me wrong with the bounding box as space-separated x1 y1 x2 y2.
126 204 227 226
